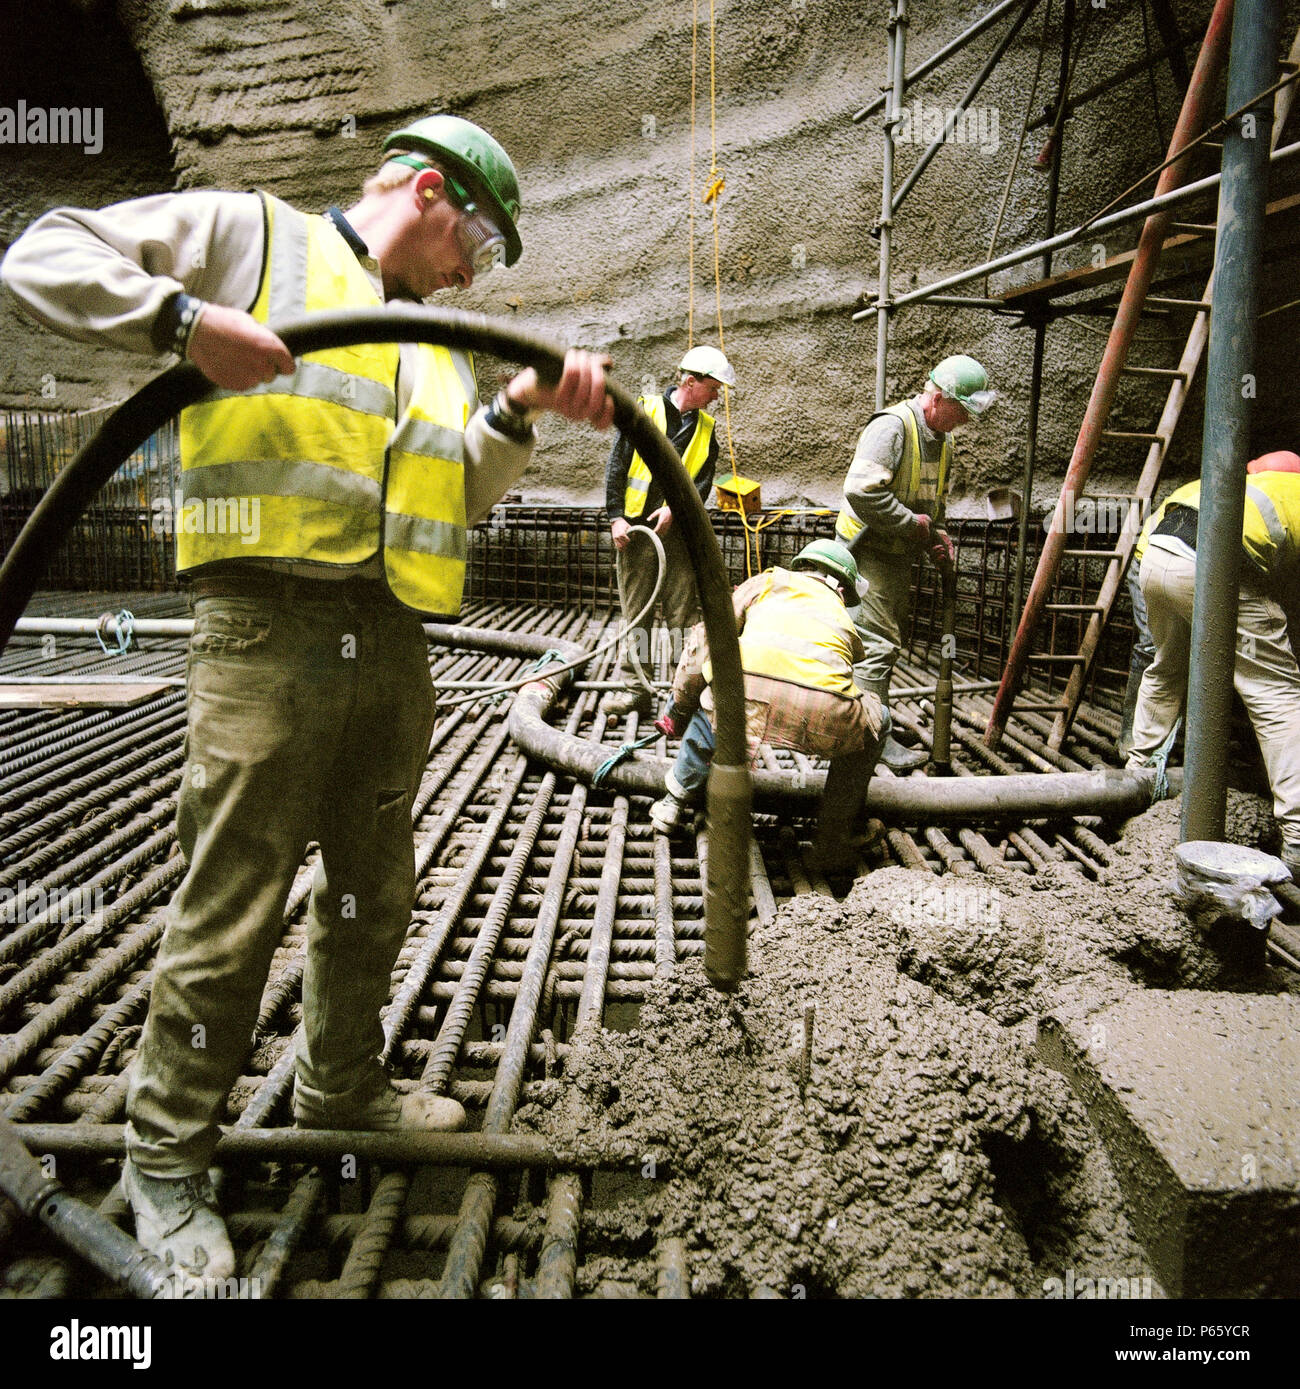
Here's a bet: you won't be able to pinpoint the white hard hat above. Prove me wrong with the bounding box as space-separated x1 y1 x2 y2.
679 345 736 388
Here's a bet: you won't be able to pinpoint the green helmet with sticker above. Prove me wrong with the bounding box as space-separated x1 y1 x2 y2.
929 354 996 416
792 540 861 597
383 114 523 266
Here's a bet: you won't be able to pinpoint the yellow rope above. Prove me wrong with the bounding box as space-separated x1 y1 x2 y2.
730 505 837 579
687 0 698 348
702 0 739 503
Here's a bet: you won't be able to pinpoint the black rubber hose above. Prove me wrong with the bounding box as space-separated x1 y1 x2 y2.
0 307 752 990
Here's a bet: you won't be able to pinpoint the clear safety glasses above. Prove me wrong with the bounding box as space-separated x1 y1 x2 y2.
444 173 507 275
454 205 508 275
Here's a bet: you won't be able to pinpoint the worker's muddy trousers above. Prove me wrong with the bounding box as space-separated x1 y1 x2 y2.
614 524 701 693
126 575 436 1176
1128 546 1300 853
847 548 915 692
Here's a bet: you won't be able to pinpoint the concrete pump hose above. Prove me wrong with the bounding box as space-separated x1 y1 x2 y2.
0 307 753 991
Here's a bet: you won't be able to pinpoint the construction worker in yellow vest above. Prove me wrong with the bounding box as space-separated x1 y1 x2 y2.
1126 459 1300 878
650 540 885 873
2 114 614 1281
603 345 735 718
835 355 995 772
1118 449 1300 758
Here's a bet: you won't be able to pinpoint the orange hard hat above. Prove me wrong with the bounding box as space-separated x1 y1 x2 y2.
1246 450 1300 474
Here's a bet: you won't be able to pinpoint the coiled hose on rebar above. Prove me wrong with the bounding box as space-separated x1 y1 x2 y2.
0 307 753 991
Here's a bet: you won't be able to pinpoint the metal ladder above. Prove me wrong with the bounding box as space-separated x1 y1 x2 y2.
985 22 1300 752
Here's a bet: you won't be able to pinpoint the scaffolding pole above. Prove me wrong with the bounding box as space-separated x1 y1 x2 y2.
874 0 909 410
1183 0 1279 844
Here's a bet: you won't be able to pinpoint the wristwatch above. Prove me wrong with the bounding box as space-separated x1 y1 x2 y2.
153 290 205 358
485 388 539 443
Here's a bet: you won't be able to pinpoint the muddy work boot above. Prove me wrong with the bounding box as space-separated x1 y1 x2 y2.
808 747 875 874
649 789 693 836
122 1157 235 1280
294 1077 466 1133
879 731 928 774
599 688 653 719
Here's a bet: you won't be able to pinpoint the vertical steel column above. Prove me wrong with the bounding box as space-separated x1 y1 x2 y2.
1182 0 1279 842
875 0 908 409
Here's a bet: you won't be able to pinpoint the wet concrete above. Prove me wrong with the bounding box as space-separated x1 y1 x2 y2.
513 789 1297 1297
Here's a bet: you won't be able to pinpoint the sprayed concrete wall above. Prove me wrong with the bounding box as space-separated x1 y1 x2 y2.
2 0 1297 513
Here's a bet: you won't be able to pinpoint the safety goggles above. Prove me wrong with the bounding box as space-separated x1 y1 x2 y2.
436 172 504 275
392 155 508 275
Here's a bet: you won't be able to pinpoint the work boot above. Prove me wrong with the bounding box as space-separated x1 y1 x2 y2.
1116 648 1153 761
810 747 875 873
600 688 653 719
806 834 869 877
122 1157 235 1280
862 675 928 773
649 791 692 838
879 732 928 774
293 1076 466 1132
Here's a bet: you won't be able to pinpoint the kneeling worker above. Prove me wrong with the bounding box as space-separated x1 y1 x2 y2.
649 540 885 871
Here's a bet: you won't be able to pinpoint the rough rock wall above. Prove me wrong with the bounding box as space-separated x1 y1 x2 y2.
2 0 1297 511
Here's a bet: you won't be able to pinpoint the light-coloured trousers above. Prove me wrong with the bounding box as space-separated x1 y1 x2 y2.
614 523 701 691
1128 546 1300 851
126 578 436 1176
847 548 914 693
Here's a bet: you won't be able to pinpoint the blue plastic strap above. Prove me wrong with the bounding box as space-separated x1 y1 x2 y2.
1148 716 1181 803
592 730 659 788
529 648 569 674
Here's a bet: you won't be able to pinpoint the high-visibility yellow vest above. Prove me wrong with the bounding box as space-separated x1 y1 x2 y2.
177 193 478 615
704 569 859 696
835 401 950 555
623 394 714 519
1136 473 1300 578
1133 483 1195 563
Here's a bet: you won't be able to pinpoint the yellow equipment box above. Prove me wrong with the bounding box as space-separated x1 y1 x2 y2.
715 474 761 515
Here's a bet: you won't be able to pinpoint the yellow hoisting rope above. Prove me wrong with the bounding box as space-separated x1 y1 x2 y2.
687 0 747 568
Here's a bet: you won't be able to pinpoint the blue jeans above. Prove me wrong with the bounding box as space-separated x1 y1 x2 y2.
1128 565 1155 662
670 709 716 799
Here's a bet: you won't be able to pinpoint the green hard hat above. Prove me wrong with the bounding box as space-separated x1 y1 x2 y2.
792 539 861 597
383 114 523 266
930 354 997 416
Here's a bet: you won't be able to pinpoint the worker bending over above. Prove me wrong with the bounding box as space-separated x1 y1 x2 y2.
649 541 885 872
1126 458 1300 878
3 114 613 1280
835 355 995 772
603 346 735 718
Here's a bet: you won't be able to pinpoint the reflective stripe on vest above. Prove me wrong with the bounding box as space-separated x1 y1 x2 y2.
1140 476 1300 579
177 193 476 614
623 394 714 519
835 401 950 548
704 570 859 696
